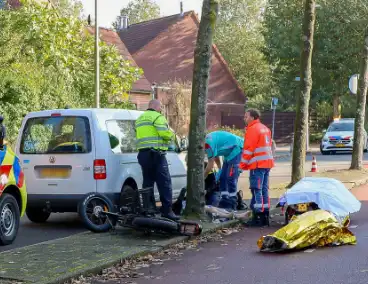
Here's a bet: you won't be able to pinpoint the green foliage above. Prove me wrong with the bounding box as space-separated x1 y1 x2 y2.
263 0 368 110
0 0 142 144
214 0 277 108
208 125 244 137
113 0 160 28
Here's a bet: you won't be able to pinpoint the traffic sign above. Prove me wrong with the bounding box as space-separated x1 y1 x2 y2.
349 74 359 95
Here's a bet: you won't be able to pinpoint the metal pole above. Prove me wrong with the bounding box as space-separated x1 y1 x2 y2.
271 106 276 141
95 0 100 108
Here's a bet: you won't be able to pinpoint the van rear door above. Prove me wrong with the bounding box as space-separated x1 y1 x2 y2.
18 114 96 197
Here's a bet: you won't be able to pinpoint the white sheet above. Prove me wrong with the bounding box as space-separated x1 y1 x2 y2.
281 177 361 219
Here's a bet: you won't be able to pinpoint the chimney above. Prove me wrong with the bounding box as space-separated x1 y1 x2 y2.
180 1 183 16
117 15 129 31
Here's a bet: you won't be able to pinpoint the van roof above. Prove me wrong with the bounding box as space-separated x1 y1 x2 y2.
24 108 145 121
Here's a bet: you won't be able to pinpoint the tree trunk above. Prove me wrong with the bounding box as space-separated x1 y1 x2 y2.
350 27 368 170
290 0 316 186
332 94 341 118
183 0 219 220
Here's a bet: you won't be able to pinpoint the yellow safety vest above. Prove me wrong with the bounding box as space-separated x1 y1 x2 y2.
135 110 173 150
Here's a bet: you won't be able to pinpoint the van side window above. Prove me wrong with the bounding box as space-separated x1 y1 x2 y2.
106 120 137 154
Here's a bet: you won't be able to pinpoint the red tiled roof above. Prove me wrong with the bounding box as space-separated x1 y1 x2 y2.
6 0 21 8
118 12 192 54
126 12 246 104
87 27 152 93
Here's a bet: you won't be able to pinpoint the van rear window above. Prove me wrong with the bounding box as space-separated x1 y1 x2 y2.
20 116 92 154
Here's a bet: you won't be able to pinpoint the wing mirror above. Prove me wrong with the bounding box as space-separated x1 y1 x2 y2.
180 137 188 151
0 124 5 150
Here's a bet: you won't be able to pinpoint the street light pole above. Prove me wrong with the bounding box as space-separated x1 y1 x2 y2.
95 0 100 108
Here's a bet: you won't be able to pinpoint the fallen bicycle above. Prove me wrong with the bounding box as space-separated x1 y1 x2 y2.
78 187 202 237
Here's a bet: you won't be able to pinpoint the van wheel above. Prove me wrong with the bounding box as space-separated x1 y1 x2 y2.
26 207 51 223
0 194 20 246
120 184 141 210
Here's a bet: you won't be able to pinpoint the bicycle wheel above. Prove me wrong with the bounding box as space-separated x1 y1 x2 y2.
78 192 116 233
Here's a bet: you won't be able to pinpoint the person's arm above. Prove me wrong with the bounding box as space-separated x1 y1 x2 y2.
204 157 215 178
154 115 174 141
239 128 258 170
214 157 222 169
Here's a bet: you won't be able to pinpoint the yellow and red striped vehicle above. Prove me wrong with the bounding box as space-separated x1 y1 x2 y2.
0 145 27 245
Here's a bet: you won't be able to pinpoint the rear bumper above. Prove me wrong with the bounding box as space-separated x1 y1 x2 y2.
27 193 120 213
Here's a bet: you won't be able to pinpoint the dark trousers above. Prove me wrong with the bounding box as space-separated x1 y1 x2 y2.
137 149 173 214
218 153 241 210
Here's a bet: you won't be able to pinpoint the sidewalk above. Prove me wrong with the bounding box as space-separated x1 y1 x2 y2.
0 219 239 284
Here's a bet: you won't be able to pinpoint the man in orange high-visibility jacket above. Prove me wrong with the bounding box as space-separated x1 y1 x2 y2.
239 109 274 227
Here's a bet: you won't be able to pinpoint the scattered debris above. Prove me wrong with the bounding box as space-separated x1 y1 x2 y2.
304 249 315 253
63 224 243 284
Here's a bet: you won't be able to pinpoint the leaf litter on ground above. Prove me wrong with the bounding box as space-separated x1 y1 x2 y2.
62 224 243 284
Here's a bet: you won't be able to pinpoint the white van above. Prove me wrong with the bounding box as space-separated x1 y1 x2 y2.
15 108 187 223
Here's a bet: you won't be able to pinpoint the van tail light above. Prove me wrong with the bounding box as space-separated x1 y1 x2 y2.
94 159 106 180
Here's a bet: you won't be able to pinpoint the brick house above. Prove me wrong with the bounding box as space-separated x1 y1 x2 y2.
87 27 153 110
118 11 247 130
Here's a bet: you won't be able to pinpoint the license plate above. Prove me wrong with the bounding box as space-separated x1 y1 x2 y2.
297 203 308 212
336 143 345 147
39 168 70 178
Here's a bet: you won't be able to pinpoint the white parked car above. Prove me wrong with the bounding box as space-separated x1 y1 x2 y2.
15 108 187 223
320 118 368 155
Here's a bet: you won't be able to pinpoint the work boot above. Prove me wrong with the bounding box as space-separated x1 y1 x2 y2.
259 212 270 227
162 211 180 221
244 212 262 227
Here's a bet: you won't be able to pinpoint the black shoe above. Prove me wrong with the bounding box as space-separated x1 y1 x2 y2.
162 211 180 221
260 212 270 227
245 212 267 228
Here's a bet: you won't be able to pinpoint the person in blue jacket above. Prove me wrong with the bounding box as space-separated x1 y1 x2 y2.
204 131 244 210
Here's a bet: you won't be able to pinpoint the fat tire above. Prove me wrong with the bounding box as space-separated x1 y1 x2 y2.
78 192 115 233
26 207 51 223
132 217 179 233
0 194 20 246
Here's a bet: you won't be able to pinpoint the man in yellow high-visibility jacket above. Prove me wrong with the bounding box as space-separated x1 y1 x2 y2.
135 99 179 220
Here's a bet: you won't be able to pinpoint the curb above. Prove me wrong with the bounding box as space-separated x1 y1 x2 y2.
350 177 368 189
30 220 241 284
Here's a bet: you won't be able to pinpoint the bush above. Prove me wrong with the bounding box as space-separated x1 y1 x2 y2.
208 125 276 155
207 125 244 137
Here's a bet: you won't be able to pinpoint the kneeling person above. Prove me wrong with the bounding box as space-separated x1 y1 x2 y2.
204 131 244 211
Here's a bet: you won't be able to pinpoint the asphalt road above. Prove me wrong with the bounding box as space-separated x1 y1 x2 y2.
0 151 367 253
117 187 368 284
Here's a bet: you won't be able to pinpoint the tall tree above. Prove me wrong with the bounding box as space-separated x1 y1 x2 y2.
263 0 368 114
113 0 160 28
0 0 142 144
214 0 275 106
184 0 219 220
350 26 368 170
290 0 316 185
